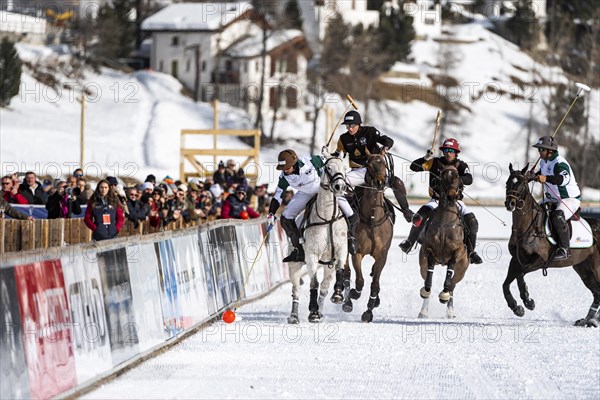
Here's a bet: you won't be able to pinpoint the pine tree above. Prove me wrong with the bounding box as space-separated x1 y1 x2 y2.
506 0 540 50
377 1 415 67
0 38 22 107
93 0 135 60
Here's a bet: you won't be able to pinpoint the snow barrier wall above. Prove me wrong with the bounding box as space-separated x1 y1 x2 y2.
0 218 289 399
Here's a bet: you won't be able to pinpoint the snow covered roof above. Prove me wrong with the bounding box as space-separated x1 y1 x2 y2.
223 30 304 58
141 2 253 32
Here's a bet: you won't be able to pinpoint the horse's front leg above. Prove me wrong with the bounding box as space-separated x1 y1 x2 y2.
342 256 353 313
308 270 321 323
318 265 337 313
287 261 303 324
503 257 525 317
517 274 535 311
362 255 387 323
331 268 345 304
419 252 434 318
439 258 455 304
350 253 365 300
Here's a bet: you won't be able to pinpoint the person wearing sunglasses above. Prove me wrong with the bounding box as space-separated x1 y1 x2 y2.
399 138 483 265
333 110 414 224
526 136 580 261
221 185 259 220
1 175 28 204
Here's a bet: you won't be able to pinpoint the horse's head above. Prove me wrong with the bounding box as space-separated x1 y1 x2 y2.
323 156 347 196
440 166 461 203
505 163 531 212
365 154 387 189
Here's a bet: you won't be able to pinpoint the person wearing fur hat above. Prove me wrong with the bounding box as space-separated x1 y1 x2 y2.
399 138 482 264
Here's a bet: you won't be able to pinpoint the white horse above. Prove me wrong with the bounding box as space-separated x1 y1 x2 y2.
288 151 348 323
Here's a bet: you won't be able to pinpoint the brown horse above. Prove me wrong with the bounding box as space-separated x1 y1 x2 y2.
417 166 469 319
504 164 600 327
332 154 394 322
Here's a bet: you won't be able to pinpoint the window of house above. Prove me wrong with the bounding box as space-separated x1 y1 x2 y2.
171 36 179 46
225 60 233 71
243 61 248 73
159 60 164 72
186 59 191 72
202 61 206 71
256 61 260 72
286 87 298 109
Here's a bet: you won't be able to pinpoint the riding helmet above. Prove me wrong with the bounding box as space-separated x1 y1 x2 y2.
532 135 558 151
276 149 298 170
439 138 461 153
342 110 362 125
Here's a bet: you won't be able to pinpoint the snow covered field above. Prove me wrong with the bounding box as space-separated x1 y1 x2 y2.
84 212 600 399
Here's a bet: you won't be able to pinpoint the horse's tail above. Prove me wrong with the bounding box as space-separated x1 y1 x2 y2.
585 217 600 247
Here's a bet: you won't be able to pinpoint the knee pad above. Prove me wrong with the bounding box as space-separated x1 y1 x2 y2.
464 212 479 233
390 177 407 194
551 210 568 232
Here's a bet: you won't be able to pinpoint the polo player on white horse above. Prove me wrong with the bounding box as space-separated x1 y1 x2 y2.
268 149 359 263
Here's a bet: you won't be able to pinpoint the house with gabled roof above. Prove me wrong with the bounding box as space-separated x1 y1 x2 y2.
141 1 312 122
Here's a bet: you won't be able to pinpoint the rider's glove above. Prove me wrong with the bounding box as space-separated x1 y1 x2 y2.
424 149 434 161
267 213 276 225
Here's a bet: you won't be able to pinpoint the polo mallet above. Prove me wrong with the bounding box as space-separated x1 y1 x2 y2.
431 110 442 152
325 94 358 148
530 82 591 173
222 221 274 322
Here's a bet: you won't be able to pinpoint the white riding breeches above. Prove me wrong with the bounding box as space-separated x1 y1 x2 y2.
423 198 471 216
282 191 353 220
346 167 367 187
542 197 581 220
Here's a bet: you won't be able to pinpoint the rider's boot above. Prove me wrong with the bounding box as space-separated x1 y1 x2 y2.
347 212 360 255
391 177 414 223
281 216 305 262
551 210 571 261
399 206 433 253
464 213 483 264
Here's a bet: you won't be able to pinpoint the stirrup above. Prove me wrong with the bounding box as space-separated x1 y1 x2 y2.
399 239 412 253
553 247 570 261
469 252 483 264
283 248 304 263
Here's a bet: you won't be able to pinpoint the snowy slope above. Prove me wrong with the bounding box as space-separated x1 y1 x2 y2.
1 23 598 202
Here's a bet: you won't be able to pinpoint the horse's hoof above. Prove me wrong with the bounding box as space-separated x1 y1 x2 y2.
287 314 299 324
447 311 456 319
342 302 353 313
308 311 321 323
349 288 362 300
361 310 373 323
330 291 343 304
418 311 428 319
374 296 381 308
439 291 451 304
420 287 431 299
523 298 535 310
513 305 525 317
586 319 599 328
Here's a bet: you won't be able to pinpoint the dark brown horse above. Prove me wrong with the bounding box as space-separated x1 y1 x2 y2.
417 166 469 319
332 154 394 322
504 164 600 327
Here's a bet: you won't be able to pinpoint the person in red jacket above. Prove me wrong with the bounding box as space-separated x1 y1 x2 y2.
84 179 124 241
220 185 260 219
1 176 28 204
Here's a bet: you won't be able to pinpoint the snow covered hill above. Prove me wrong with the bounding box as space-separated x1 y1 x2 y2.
1 22 598 203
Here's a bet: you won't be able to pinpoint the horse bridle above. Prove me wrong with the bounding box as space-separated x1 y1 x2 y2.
505 173 530 213
321 157 346 193
439 167 461 205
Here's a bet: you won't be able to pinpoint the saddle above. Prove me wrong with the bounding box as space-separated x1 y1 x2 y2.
348 185 396 224
543 207 594 249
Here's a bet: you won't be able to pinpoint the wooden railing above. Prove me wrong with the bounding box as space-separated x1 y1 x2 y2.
0 218 208 254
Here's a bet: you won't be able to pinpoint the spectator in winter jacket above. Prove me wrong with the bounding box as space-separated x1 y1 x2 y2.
45 180 82 219
18 171 48 204
1 175 28 204
125 187 149 228
220 185 260 219
84 179 125 241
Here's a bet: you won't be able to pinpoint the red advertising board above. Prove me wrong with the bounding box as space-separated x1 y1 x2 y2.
14 260 77 399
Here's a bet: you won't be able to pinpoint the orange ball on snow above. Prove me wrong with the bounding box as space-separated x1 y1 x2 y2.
222 310 236 323
240 211 249 220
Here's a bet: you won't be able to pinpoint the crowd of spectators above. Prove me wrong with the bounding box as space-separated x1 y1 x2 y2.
0 160 297 240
